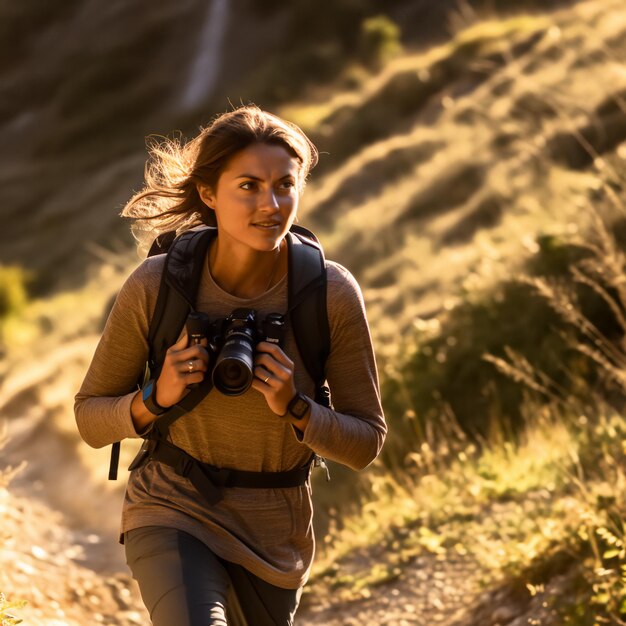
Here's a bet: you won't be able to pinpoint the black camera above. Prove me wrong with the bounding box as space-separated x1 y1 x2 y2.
188 308 285 396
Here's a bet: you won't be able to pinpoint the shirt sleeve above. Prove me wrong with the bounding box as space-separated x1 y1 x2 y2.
299 263 387 470
74 257 163 448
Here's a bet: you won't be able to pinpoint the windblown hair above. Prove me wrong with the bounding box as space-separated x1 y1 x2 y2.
122 105 318 250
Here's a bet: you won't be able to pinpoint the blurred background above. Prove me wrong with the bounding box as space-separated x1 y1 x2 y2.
1 0 626 624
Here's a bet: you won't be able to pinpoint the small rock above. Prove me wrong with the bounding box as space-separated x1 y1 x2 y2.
16 559 36 575
492 605 517 623
31 545 49 560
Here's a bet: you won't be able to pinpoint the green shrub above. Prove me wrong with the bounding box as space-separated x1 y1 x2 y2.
359 14 403 70
381 219 626 467
0 592 25 625
0 266 30 320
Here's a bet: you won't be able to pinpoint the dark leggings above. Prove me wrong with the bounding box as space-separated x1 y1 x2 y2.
124 526 302 626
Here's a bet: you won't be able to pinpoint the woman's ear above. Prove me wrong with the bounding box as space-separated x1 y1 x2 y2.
197 183 215 209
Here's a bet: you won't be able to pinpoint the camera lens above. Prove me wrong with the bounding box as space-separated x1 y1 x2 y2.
213 359 251 395
212 331 255 395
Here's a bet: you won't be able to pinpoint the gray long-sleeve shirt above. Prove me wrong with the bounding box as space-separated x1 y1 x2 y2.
75 253 386 588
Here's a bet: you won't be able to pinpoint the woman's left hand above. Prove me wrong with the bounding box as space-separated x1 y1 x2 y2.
252 341 297 416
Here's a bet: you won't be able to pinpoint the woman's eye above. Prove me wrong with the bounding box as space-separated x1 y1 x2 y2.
240 179 295 192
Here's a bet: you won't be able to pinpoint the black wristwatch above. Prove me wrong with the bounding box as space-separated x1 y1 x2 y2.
286 392 311 420
142 378 167 416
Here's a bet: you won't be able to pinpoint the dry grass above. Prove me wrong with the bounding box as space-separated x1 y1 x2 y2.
309 197 626 618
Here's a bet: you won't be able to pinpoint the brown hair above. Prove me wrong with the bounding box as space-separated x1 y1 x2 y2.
122 105 318 246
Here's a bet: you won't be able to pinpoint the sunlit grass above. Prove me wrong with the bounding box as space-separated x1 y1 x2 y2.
282 14 549 136
312 407 576 576
0 592 25 626
308 400 626 619
0 258 131 363
309 165 626 616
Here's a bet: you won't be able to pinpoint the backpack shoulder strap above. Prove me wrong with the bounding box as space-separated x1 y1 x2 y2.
109 226 215 480
148 230 177 257
148 227 216 375
286 227 331 406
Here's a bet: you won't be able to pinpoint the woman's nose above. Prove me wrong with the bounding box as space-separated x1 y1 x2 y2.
259 189 279 210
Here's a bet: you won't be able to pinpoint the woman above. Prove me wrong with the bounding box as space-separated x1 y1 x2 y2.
75 105 386 626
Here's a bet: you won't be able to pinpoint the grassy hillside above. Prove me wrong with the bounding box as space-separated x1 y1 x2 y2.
286 0 625 354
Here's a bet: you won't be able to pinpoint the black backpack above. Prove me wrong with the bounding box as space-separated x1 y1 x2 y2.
108 224 331 481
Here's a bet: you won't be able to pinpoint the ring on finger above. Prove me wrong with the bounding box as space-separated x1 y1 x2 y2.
264 375 270 384
187 360 194 373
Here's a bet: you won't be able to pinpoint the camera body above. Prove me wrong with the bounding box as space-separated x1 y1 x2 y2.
188 308 285 396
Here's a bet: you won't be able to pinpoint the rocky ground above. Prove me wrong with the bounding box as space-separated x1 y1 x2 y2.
1 485 144 626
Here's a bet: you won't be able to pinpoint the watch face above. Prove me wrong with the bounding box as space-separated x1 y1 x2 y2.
290 395 309 419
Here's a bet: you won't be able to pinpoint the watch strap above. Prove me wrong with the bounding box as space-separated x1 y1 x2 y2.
142 378 167 416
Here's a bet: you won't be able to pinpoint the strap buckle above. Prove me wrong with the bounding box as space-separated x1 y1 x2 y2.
205 466 229 487
313 454 331 481
128 438 156 472
315 385 331 408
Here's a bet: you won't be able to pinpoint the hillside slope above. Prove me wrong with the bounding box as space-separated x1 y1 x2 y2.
290 0 626 356
0 0 583 295
0 0 479 294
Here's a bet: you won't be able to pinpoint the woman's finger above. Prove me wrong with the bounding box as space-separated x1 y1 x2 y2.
254 366 273 385
167 330 189 355
251 365 297 416
179 358 207 375
175 344 210 365
256 341 294 368
187 370 206 382
254 354 291 381
166 333 208 360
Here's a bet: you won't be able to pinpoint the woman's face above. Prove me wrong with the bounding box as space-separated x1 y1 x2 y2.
198 142 301 254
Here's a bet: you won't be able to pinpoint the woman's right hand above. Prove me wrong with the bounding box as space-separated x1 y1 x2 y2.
155 331 210 408
131 332 210 432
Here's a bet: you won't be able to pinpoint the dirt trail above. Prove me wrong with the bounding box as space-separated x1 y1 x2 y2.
1 484 147 626
298 552 481 625
0 331 148 624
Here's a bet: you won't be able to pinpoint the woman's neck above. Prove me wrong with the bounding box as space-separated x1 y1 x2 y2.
208 238 286 299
